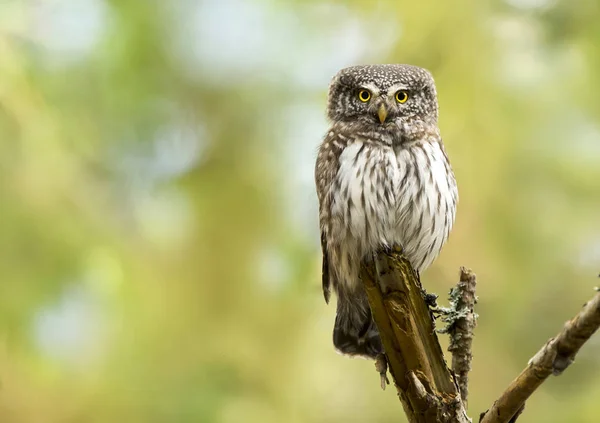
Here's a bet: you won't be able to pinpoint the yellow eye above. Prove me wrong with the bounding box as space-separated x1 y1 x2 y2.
358 89 371 102
395 90 409 103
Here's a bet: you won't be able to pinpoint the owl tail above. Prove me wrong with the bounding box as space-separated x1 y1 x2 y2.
333 290 383 359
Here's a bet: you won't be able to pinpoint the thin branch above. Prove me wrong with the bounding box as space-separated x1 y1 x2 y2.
438 267 478 407
480 290 600 423
360 247 471 423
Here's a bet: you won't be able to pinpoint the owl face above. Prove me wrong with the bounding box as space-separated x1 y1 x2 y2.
327 64 438 130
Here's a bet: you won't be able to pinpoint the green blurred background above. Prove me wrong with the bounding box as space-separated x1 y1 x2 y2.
1 0 599 422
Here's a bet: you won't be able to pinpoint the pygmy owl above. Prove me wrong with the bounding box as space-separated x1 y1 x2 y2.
315 64 458 358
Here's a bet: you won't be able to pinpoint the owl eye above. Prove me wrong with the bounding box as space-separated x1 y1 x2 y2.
358 89 371 102
395 90 409 103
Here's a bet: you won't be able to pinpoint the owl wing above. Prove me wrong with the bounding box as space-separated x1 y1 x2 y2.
315 131 347 304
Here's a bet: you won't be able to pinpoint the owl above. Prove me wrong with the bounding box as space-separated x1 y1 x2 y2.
315 64 458 358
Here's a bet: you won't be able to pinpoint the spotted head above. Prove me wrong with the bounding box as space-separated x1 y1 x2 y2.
327 64 439 130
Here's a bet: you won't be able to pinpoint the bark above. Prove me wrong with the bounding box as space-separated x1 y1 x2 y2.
359 247 600 423
438 267 478 407
360 248 471 423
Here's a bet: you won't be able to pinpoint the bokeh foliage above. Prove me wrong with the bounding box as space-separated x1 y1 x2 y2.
1 0 599 422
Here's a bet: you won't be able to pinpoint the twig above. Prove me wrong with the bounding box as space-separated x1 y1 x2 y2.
437 267 478 406
480 290 600 423
360 247 471 423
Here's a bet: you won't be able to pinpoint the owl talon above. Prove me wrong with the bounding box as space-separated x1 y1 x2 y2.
381 245 403 257
375 353 390 390
380 245 393 256
423 292 439 308
380 372 390 390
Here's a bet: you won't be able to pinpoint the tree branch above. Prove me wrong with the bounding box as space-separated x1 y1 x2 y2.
479 290 600 423
360 247 470 423
359 246 599 423
438 267 478 407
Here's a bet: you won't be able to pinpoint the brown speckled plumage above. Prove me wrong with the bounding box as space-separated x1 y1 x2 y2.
315 64 458 358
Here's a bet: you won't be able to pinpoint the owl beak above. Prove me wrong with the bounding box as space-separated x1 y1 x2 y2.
377 104 388 124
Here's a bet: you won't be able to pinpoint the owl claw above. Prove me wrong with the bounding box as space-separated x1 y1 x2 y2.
423 291 439 308
375 353 390 390
380 372 390 391
381 244 403 257
380 245 393 256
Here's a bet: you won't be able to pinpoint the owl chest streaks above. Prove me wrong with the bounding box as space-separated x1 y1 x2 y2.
316 63 457 358
317 130 456 292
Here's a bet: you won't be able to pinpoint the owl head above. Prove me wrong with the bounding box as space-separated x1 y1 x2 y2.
326 64 438 129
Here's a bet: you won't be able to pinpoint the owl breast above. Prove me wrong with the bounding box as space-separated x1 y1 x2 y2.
326 138 457 290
